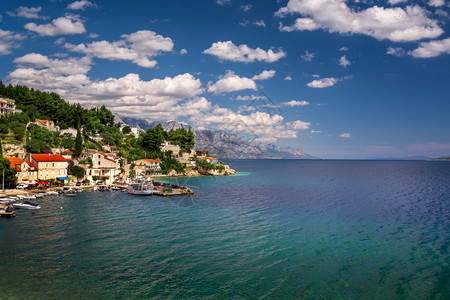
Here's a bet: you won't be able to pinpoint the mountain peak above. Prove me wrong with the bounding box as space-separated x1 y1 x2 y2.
119 117 316 160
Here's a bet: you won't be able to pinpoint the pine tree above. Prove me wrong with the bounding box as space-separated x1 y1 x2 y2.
74 127 83 157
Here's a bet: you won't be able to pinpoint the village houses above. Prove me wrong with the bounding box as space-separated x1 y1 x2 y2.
0 96 16 117
85 152 121 185
133 159 161 175
29 154 70 181
34 119 59 131
5 157 38 183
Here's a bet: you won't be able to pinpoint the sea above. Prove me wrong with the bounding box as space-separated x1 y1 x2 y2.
0 160 449 299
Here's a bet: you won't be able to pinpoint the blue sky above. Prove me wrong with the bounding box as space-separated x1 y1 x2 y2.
1 0 450 159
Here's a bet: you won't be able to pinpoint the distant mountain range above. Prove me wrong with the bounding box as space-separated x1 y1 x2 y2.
118 115 317 160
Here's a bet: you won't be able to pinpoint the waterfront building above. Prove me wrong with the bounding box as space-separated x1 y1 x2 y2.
30 154 70 181
0 96 15 116
86 152 121 184
133 159 161 174
5 157 38 183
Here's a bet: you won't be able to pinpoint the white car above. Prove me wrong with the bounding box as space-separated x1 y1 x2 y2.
16 184 28 189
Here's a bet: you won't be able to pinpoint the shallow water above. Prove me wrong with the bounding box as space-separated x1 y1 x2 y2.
1 160 449 299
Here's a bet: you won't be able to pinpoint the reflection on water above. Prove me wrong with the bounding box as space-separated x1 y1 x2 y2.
1 160 449 299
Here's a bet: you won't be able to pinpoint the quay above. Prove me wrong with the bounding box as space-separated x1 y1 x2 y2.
153 185 194 196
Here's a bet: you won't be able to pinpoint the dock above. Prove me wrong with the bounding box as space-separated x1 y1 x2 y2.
152 186 194 196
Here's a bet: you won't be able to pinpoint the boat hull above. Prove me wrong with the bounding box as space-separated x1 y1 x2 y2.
127 190 153 195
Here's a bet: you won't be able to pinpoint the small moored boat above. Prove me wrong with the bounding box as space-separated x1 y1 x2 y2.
0 203 16 217
13 201 41 210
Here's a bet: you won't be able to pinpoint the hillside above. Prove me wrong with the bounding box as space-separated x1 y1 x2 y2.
119 116 316 160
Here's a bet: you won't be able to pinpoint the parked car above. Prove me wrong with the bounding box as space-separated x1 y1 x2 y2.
16 184 28 189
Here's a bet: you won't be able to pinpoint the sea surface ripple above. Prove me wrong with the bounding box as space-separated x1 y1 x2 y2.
0 160 449 299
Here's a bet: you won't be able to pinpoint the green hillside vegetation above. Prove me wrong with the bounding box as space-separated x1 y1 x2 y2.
0 82 196 175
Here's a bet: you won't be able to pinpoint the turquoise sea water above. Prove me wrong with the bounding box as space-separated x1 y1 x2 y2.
1 160 449 299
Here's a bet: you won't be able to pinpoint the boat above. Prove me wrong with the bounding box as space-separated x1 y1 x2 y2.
0 198 15 204
13 201 41 210
46 191 59 195
0 203 16 217
126 178 154 195
97 186 108 191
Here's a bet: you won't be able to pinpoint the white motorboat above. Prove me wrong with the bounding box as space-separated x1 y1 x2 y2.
13 201 41 210
46 191 59 195
0 198 14 204
126 178 154 195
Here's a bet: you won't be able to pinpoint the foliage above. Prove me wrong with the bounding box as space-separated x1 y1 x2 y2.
122 126 131 135
68 165 85 180
0 158 18 188
0 82 116 134
167 128 195 153
99 124 122 146
61 133 75 149
141 124 165 152
24 124 54 153
196 159 224 172
74 128 83 157
159 156 185 174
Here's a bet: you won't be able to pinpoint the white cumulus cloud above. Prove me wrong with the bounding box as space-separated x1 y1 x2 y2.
428 0 445 7
409 37 450 58
389 0 408 5
288 120 311 130
208 71 257 94
340 133 351 138
7 6 47 19
0 29 26 55
203 41 286 63
339 55 351 67
254 20 266 27
282 100 309 106
8 53 203 109
64 30 174 67
24 14 86 36
307 77 337 88
276 0 443 42
67 1 97 10
251 70 276 81
387 46 406 56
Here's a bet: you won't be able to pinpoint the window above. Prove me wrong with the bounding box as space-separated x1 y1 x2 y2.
98 161 101 165
52 163 54 167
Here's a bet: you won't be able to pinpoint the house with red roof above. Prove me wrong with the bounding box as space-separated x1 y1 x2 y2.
86 152 121 184
34 119 59 131
30 154 70 181
5 157 38 183
134 158 161 174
